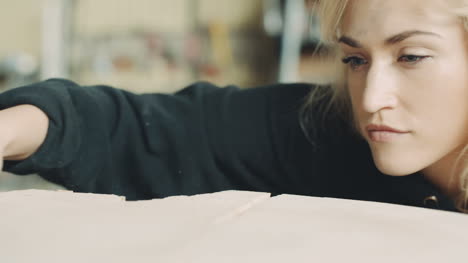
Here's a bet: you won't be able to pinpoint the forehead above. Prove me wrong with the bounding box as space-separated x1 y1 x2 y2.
340 0 458 40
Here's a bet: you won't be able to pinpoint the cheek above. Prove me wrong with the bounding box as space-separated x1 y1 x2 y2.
425 80 468 144
406 60 468 132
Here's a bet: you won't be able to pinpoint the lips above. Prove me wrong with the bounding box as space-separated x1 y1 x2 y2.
366 124 407 133
366 124 409 142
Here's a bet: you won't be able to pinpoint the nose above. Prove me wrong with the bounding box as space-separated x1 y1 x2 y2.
361 63 398 113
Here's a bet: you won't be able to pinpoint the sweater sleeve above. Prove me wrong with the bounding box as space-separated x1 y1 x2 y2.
0 79 317 200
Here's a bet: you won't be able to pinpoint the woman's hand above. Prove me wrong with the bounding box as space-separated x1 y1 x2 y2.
0 105 49 169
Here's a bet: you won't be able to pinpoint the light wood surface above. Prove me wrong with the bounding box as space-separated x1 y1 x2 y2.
1 190 467 262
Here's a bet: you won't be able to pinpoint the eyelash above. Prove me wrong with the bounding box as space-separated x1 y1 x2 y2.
341 55 431 70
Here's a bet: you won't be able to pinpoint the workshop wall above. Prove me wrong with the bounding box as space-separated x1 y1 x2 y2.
0 0 276 94
0 0 42 57
73 0 274 93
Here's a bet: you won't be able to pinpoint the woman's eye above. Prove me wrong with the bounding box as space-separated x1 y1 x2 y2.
341 56 368 70
398 55 430 64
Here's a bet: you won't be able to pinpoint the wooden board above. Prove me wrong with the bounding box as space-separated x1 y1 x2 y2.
1 190 467 262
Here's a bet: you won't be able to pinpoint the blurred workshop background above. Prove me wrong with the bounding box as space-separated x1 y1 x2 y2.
0 0 335 191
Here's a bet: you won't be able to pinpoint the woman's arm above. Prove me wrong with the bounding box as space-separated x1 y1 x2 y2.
0 79 320 200
0 105 49 167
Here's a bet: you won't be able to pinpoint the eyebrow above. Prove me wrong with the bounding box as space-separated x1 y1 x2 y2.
338 30 442 48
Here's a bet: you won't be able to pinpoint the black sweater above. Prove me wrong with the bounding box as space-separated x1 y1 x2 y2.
0 79 458 212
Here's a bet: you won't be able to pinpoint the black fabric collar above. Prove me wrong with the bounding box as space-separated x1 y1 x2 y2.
381 172 459 212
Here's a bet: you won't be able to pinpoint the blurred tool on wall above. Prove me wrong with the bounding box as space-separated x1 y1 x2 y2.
263 0 335 84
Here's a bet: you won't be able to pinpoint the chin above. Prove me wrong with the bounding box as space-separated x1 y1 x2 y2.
371 154 421 176
375 165 413 176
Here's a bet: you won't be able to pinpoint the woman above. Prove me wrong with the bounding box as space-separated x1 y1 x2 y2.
0 0 466 212
312 0 468 211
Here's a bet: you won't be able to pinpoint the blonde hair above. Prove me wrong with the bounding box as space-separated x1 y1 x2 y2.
305 0 468 211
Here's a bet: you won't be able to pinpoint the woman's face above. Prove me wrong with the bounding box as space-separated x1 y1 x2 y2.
340 0 468 177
